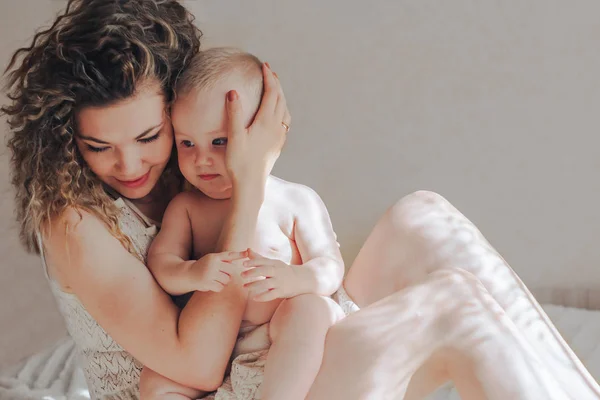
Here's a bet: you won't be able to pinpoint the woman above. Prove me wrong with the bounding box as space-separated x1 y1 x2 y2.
2 1 598 399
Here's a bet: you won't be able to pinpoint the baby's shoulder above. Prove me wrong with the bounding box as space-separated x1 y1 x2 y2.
267 175 323 207
168 190 215 212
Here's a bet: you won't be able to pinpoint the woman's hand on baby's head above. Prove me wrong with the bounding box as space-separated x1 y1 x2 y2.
224 63 290 185
191 250 249 292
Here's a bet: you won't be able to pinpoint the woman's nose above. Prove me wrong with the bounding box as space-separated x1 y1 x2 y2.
116 147 143 176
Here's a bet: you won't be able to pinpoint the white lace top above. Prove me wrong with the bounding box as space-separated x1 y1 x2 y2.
39 198 159 399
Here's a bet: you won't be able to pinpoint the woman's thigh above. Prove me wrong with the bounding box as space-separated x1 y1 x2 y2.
310 267 576 400
343 190 600 398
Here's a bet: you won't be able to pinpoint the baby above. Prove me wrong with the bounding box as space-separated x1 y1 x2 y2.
142 48 346 400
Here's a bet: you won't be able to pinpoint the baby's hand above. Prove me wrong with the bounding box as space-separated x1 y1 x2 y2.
192 250 248 292
241 249 306 302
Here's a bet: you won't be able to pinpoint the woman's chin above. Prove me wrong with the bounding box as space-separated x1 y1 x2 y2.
109 178 157 200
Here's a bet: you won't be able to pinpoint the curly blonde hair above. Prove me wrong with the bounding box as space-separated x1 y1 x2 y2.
2 0 201 254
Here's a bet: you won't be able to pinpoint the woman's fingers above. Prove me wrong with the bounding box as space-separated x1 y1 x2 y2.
225 90 245 139
282 107 291 131
254 63 278 124
273 72 288 125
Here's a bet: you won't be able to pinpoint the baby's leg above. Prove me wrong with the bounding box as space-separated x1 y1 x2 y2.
139 367 206 400
260 294 345 400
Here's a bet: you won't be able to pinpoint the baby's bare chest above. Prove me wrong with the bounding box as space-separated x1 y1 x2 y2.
189 201 301 265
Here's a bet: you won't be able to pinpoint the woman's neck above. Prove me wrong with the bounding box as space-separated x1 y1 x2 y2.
127 182 175 223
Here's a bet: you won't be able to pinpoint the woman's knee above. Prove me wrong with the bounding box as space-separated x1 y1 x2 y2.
393 190 450 212
426 268 502 331
382 190 454 235
270 294 344 343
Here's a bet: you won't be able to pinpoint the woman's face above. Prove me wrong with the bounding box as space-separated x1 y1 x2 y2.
75 83 174 200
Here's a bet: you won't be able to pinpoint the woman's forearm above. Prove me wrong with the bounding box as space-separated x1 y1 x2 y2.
216 177 265 254
175 287 247 389
176 178 266 388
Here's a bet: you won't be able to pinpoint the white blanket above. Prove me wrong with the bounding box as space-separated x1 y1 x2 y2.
0 338 88 400
2 304 599 400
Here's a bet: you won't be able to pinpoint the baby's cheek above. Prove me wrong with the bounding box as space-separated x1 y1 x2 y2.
177 154 196 178
176 151 192 165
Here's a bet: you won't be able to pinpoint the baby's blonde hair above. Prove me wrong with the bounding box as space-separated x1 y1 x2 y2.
176 47 264 102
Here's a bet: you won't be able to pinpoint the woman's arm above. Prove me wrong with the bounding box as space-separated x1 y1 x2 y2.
45 208 233 391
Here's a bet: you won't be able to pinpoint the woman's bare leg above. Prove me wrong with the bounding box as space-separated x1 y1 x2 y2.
308 268 569 400
343 190 600 398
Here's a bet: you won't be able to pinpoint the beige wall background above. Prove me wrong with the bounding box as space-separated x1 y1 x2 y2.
1 0 599 368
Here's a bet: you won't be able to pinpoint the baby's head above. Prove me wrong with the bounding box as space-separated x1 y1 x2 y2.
172 47 263 200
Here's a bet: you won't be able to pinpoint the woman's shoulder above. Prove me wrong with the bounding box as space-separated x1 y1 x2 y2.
41 206 124 288
44 205 129 267
47 206 105 240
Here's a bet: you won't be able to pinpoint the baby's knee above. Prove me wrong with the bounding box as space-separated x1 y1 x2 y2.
270 294 344 342
282 294 344 322
139 367 200 400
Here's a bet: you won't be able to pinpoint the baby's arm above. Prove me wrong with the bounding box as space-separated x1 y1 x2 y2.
292 185 345 296
148 192 246 296
147 192 197 295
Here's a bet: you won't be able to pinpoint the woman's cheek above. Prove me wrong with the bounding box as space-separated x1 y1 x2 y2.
84 154 111 177
154 137 174 164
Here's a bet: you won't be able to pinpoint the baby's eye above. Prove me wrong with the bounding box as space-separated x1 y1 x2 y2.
181 140 194 148
212 138 228 146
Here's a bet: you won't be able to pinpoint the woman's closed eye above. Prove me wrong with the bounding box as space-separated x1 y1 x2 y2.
138 133 160 144
85 144 108 153
84 133 161 153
